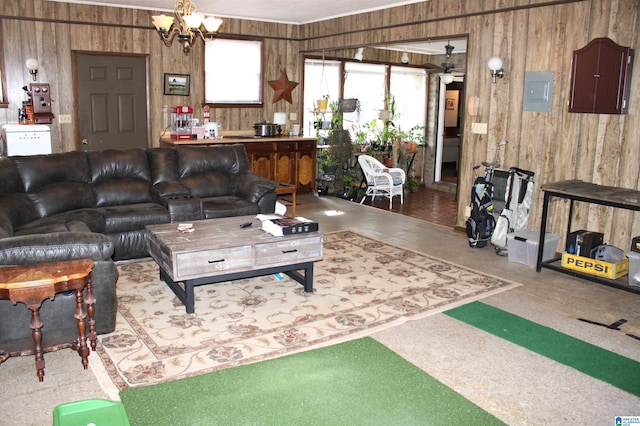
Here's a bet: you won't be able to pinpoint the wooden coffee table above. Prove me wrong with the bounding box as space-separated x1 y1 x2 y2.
146 216 323 313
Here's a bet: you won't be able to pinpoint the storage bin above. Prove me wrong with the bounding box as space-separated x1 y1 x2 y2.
561 252 628 280
53 399 130 426
507 230 560 268
628 251 640 286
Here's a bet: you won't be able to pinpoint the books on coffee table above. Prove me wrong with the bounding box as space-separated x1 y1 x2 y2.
256 214 319 237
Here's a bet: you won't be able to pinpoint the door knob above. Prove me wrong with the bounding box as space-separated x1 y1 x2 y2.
82 139 89 145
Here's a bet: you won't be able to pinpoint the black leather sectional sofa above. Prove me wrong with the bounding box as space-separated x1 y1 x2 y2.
0 144 276 347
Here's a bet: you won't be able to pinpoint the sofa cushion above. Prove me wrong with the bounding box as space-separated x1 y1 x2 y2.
176 145 249 178
152 181 192 199
0 232 114 264
148 148 179 184
15 209 106 235
180 173 230 198
28 182 95 218
12 151 92 192
0 193 39 233
11 152 95 218
0 157 23 193
98 203 169 233
88 149 152 207
201 196 259 219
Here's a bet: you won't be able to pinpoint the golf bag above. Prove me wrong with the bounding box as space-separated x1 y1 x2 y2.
491 167 535 255
466 176 495 248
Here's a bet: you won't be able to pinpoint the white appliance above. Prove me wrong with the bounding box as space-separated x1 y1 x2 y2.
1 124 52 156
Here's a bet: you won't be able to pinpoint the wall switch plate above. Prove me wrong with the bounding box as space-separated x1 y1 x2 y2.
59 114 72 124
464 205 472 217
289 112 297 121
471 122 488 134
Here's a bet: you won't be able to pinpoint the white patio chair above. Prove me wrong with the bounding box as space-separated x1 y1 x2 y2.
357 154 406 209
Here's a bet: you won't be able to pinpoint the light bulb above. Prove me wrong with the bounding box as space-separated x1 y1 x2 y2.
487 57 503 71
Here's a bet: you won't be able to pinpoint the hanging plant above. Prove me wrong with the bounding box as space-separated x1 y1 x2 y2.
340 98 359 113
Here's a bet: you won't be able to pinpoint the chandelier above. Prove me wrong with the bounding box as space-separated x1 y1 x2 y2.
152 0 223 53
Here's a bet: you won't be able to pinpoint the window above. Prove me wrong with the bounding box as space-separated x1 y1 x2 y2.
303 58 427 142
204 38 263 106
343 62 387 135
390 66 427 133
303 59 341 137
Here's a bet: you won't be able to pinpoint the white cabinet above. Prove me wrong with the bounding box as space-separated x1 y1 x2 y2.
1 124 52 156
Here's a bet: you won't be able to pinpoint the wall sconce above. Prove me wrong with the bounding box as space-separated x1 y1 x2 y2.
354 48 364 62
441 74 455 85
26 58 39 81
401 50 409 64
487 57 505 83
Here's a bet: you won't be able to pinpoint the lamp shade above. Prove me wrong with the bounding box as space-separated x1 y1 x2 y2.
183 13 204 29
152 14 175 30
441 74 455 84
487 57 503 71
26 58 39 71
202 16 223 32
354 48 364 61
273 112 287 125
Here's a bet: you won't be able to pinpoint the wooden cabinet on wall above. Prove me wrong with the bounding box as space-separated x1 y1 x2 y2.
568 37 634 114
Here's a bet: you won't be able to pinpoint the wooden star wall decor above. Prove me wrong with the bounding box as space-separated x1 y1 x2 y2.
268 70 299 104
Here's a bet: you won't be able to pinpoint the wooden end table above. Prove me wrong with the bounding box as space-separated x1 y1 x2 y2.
275 182 297 216
0 259 96 381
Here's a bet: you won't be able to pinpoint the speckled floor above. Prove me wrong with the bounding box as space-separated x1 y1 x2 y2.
1 192 638 425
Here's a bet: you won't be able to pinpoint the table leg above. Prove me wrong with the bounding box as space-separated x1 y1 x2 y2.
291 191 297 217
27 303 45 382
74 288 90 369
84 275 97 351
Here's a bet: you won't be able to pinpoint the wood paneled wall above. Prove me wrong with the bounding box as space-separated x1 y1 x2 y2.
0 0 638 250
0 0 301 151
300 0 640 250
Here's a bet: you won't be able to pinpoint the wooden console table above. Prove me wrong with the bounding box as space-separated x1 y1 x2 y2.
536 180 640 295
159 134 318 193
0 259 96 381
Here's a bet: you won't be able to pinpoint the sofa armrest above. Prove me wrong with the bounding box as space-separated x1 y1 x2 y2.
152 181 192 201
0 232 114 265
231 171 276 203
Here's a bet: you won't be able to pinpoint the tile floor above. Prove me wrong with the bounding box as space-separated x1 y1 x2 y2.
1 191 638 425
362 183 458 228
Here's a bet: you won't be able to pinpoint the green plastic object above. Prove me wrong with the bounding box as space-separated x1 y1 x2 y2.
52 399 130 426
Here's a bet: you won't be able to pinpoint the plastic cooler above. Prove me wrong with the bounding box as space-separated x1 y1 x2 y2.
53 399 129 426
627 251 640 286
507 229 560 268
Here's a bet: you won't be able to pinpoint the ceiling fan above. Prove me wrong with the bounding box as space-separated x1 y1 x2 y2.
424 42 465 74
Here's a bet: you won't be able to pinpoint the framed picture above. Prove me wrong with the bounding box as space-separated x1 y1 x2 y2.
445 98 455 110
164 73 190 96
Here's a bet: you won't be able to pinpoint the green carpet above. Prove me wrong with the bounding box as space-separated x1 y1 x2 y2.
445 301 640 397
120 337 504 425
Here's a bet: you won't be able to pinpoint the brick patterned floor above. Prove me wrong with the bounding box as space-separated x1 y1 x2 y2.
363 186 458 228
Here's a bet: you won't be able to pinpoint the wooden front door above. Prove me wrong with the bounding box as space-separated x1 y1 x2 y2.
75 53 149 151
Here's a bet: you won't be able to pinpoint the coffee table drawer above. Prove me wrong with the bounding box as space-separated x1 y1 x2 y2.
254 235 322 266
176 246 252 278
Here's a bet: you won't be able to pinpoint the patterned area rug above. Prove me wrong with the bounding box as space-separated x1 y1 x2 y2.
93 230 520 392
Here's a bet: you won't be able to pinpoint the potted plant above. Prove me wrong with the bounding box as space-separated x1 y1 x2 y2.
406 176 421 193
399 124 427 152
316 94 329 111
